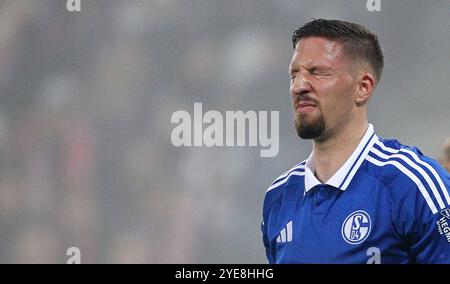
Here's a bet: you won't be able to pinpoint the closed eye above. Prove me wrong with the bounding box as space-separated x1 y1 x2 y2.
289 72 298 81
308 67 333 76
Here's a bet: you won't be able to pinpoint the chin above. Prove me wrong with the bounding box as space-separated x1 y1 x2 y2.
295 118 326 140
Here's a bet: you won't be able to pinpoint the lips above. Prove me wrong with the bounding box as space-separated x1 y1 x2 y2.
296 101 317 112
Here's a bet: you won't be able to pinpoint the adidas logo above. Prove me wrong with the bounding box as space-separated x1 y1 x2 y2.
276 221 293 243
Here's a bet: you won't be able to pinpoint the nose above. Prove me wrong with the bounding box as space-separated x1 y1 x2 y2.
290 72 312 99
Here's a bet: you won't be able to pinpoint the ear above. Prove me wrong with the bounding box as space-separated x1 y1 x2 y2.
355 72 376 106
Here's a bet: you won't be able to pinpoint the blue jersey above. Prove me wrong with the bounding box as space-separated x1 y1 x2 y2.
262 124 450 264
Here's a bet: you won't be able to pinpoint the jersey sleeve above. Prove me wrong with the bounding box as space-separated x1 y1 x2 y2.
404 159 450 263
261 220 275 264
411 211 450 263
261 183 282 264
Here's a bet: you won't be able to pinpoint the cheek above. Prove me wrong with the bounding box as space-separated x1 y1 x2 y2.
318 81 354 116
313 76 340 98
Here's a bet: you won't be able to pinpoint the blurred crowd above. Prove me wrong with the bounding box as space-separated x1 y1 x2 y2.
0 0 295 263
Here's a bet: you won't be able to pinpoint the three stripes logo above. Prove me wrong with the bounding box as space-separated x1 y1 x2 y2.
276 221 293 243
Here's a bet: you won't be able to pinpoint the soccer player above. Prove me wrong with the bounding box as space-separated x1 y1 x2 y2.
261 19 450 264
439 138 450 172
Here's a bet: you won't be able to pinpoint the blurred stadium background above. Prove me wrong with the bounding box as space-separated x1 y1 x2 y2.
0 0 449 263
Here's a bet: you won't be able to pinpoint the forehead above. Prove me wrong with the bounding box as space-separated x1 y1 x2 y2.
289 37 346 69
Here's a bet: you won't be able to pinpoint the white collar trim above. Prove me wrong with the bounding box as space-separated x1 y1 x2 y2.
304 124 377 193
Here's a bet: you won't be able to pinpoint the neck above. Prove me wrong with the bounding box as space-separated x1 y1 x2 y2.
311 117 368 183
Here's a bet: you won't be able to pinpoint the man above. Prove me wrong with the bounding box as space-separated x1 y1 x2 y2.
439 138 450 172
261 19 450 264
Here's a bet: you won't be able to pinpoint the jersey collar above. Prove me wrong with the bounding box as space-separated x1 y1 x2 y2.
304 123 377 193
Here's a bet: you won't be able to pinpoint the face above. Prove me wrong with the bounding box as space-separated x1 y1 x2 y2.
289 37 359 140
445 162 450 172
441 158 450 172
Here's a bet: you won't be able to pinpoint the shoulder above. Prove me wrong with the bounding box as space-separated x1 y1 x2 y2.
266 160 307 192
366 137 450 215
263 161 306 206
366 138 431 181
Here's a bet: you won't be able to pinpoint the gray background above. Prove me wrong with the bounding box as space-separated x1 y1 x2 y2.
0 0 449 263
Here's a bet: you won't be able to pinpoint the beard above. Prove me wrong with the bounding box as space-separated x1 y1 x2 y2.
295 111 326 139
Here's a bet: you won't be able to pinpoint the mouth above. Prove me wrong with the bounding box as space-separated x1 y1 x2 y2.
296 101 317 113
